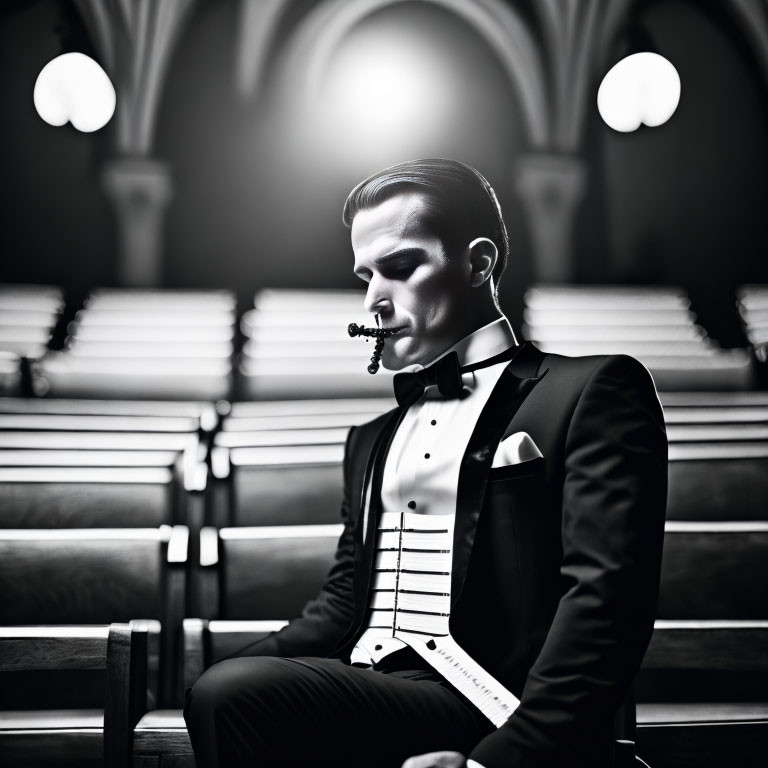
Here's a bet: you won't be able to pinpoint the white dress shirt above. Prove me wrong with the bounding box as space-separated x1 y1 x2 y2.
352 317 518 666
381 316 518 518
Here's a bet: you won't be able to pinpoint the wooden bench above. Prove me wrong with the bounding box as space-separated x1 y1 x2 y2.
209 444 345 527
660 392 768 408
214 426 349 449
194 524 342 619
191 520 768 625
0 398 219 432
128 619 284 766
636 620 768 768
216 406 767 525
663 406 768 425
0 464 184 529
0 621 158 768
39 357 232 402
659 522 768 618
0 285 62 361
0 431 198 451
0 433 207 530
667 445 768 521
129 620 638 767
0 352 21 396
0 407 208 528
210 400 394 527
666 424 768 441
130 618 289 766
0 413 204 434
239 294 396 398
660 399 768 443
39 289 236 401
226 397 393 420
239 359 395 399
0 527 188 707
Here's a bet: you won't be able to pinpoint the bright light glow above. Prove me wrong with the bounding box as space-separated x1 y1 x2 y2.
315 26 455 161
597 52 680 132
34 52 115 133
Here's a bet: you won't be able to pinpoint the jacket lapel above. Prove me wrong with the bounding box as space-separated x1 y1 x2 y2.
451 342 547 606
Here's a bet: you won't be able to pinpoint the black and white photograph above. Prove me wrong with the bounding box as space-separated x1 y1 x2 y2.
1 1 767 767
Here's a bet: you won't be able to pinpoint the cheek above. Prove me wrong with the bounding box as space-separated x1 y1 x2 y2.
422 271 468 324
405 266 466 316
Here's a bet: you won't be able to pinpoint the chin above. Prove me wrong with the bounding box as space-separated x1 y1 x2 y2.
380 338 416 371
381 354 408 372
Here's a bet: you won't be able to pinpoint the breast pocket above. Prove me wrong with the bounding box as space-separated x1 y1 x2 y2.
488 456 545 483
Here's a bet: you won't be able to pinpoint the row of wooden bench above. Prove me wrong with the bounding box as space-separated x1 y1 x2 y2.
4 618 767 767
3 282 767 400
1 393 767 766
9 522 755 623
2 393 768 531
1 442 766 528
5 522 764 666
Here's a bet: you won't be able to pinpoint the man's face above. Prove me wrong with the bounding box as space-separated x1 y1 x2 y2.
351 191 474 370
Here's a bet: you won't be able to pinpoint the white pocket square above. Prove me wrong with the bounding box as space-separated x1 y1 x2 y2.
491 431 543 468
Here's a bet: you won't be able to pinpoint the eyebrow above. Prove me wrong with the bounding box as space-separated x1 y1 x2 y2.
354 248 425 277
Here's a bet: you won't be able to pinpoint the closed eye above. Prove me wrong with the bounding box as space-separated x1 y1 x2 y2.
353 248 425 281
382 261 416 279
354 262 416 283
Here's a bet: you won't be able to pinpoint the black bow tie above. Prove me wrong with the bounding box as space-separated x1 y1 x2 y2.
393 345 521 408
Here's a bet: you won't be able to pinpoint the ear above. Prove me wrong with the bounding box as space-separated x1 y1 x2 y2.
468 237 498 287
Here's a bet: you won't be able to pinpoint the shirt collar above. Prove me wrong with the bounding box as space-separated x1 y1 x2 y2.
400 316 518 373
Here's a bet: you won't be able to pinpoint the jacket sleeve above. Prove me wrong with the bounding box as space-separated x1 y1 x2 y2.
229 425 359 658
469 355 668 768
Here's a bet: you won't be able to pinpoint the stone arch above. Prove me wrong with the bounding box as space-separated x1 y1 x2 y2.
597 0 768 100
704 0 768 92
275 0 550 149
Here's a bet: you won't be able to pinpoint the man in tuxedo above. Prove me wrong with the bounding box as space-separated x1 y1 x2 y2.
184 159 667 768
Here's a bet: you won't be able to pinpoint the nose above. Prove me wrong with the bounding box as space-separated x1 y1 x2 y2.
363 274 392 317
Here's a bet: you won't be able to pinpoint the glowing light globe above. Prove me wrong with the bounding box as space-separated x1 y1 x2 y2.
34 52 116 133
597 52 680 132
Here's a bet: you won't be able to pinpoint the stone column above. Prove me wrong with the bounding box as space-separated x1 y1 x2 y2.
514 154 587 283
102 158 173 287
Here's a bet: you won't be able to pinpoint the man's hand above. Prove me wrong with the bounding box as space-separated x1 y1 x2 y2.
401 752 466 768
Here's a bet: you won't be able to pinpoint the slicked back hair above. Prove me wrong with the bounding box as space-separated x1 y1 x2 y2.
343 158 509 300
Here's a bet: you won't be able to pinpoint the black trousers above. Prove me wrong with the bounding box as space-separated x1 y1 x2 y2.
183 650 493 768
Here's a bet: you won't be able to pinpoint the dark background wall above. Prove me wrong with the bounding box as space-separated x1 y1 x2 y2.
596 0 768 343
1 0 767 342
0 0 113 293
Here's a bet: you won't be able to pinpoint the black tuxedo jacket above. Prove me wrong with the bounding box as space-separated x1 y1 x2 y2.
248 343 668 768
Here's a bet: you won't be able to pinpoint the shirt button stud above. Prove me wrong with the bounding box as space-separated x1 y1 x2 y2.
407 500 416 509
431 420 437 425
424 453 430 459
